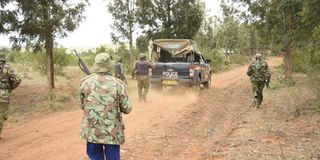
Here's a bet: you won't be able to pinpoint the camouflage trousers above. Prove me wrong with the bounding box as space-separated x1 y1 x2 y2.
136 76 150 102
251 81 265 107
0 102 9 136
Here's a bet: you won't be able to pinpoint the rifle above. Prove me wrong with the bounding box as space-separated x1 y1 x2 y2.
131 70 136 80
265 80 272 90
121 74 128 85
8 77 13 93
74 50 91 75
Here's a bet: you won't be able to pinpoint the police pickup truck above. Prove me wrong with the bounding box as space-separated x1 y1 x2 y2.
149 39 212 92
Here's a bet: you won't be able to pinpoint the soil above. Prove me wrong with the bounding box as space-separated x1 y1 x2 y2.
0 57 319 160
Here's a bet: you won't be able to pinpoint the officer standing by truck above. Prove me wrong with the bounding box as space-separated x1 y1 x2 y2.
132 53 154 102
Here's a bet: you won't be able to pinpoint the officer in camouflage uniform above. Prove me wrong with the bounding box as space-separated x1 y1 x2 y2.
247 53 271 108
132 53 154 102
114 59 127 85
79 52 132 160
0 53 21 139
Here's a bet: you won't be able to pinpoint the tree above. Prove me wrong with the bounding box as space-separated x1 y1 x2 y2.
233 0 303 79
96 45 107 53
0 0 17 34
136 35 149 53
214 1 241 59
9 0 87 89
107 0 135 60
301 0 320 71
135 0 205 39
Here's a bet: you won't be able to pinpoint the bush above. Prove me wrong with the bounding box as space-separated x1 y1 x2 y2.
8 48 77 76
210 54 228 72
82 45 140 75
293 48 320 109
230 54 250 65
292 50 312 73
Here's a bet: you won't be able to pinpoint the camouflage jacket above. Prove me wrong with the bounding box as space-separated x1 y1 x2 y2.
247 59 271 82
0 63 22 102
79 73 132 145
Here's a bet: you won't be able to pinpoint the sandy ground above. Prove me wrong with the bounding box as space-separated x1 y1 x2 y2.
0 57 319 160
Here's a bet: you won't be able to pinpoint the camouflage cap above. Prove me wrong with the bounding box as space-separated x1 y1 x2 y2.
93 52 114 73
255 53 262 60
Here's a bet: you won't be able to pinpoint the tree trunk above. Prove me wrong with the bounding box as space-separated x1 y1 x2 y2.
284 38 293 79
129 32 133 61
127 0 134 61
45 35 55 89
42 1 54 89
284 9 293 79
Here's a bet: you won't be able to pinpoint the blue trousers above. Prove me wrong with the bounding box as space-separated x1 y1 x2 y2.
86 142 120 160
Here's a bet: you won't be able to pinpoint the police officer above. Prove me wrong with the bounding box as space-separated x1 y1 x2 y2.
247 53 271 108
79 53 132 160
132 53 153 102
0 53 21 139
114 59 127 84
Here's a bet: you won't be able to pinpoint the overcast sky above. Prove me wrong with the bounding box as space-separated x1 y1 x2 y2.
0 0 221 48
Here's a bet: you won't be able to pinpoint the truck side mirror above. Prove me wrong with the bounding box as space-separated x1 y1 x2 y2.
206 59 212 63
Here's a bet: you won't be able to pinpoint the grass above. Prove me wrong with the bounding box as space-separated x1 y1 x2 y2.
267 69 320 117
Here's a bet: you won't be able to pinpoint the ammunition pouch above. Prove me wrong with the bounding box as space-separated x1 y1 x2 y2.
0 81 10 89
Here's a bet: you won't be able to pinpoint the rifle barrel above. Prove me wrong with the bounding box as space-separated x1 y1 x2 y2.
74 50 91 75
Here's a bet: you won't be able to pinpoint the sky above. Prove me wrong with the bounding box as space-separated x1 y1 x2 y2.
0 0 221 49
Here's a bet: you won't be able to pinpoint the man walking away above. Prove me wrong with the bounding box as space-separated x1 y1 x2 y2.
0 53 21 140
132 53 154 102
79 52 132 160
114 59 127 84
247 53 271 108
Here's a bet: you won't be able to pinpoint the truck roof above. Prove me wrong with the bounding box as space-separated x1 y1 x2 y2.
152 39 199 57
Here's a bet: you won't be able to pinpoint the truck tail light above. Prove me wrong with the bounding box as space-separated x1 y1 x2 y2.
189 65 201 77
189 65 195 77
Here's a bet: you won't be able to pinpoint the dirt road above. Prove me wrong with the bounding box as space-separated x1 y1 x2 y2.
1 57 319 159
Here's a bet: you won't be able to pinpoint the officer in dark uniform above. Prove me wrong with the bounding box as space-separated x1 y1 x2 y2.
114 59 127 84
132 54 153 102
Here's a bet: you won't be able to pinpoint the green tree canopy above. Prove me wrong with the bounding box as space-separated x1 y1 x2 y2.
233 0 304 79
135 0 205 39
0 0 17 34
107 0 135 59
7 0 87 89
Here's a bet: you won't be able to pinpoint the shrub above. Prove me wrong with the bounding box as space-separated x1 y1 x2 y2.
230 54 250 65
8 48 77 76
210 54 228 72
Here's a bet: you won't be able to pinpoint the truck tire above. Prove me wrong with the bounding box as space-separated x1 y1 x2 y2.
152 84 163 91
203 75 211 89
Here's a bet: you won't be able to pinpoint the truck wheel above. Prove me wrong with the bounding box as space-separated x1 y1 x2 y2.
194 77 201 95
204 75 211 89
